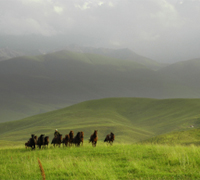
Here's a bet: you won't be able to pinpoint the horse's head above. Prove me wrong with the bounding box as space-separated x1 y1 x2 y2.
80 131 84 138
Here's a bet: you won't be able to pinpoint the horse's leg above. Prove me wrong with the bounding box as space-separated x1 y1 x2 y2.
32 144 35 150
92 141 95 147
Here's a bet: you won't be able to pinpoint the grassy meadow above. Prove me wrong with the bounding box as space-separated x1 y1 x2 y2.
142 127 200 146
1 143 200 180
1 97 200 179
1 98 200 145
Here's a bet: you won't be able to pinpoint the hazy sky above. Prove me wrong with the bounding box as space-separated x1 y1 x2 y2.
1 0 200 63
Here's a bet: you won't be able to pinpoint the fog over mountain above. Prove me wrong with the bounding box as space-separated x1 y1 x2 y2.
1 0 200 122
1 0 200 63
1 50 200 122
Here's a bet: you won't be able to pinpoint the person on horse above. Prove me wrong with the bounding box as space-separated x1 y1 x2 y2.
54 129 61 138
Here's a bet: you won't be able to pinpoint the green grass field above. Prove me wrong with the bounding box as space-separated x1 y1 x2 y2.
141 127 200 146
1 143 200 180
1 97 200 179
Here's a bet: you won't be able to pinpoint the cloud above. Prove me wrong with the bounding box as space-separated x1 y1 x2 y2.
54 6 63 14
75 2 91 10
150 0 184 28
139 31 160 41
108 2 114 7
0 0 200 62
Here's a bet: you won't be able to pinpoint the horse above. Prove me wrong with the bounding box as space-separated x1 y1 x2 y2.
37 134 45 149
62 134 70 147
51 134 62 147
27 134 37 150
72 132 81 146
104 132 115 145
89 130 98 147
44 136 49 148
69 130 74 146
25 141 31 149
80 131 84 146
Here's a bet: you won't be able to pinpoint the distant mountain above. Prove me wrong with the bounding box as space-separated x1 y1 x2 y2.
0 48 24 61
1 50 200 122
158 58 200 90
62 45 167 70
0 44 166 71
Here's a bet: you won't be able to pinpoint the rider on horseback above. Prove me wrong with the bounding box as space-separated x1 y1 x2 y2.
54 129 61 138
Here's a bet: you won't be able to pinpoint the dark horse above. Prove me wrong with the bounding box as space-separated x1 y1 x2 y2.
26 134 37 150
104 132 115 145
72 132 82 146
80 131 84 146
37 134 45 149
51 134 62 147
44 136 49 148
89 130 98 147
69 130 74 146
62 130 74 147
62 134 70 147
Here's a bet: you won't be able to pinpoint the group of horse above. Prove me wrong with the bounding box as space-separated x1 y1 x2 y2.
25 130 115 150
25 134 49 150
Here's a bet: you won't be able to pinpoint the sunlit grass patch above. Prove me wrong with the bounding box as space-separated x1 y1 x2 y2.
1 143 200 179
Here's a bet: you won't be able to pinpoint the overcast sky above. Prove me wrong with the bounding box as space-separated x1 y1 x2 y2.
1 0 200 63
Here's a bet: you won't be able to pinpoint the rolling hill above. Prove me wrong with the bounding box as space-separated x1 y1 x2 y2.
141 128 200 146
1 50 200 122
1 97 200 146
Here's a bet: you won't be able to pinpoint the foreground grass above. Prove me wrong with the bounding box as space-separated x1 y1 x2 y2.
0 143 200 180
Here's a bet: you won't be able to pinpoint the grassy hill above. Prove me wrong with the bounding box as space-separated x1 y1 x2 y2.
1 97 200 146
141 128 200 146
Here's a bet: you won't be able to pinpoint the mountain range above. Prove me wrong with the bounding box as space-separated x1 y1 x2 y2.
1 48 200 122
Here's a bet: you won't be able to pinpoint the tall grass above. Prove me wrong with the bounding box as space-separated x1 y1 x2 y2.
0 143 200 179
38 158 46 180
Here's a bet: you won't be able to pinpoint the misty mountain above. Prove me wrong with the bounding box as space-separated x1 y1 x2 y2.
0 48 24 61
62 45 167 70
0 34 166 70
1 50 200 122
158 58 200 95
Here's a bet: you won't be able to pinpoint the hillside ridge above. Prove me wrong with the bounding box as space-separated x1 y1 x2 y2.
1 97 200 145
